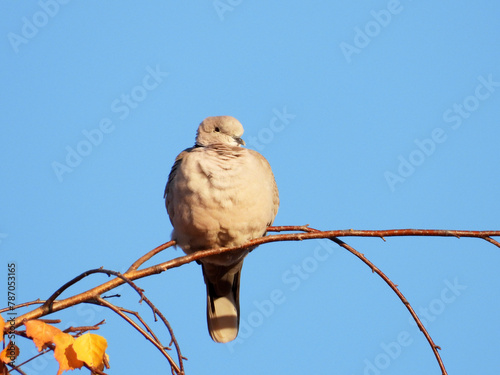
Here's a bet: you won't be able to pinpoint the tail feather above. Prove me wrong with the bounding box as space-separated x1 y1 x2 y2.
203 264 241 343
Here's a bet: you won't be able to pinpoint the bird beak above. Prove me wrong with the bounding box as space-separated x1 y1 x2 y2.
235 137 245 146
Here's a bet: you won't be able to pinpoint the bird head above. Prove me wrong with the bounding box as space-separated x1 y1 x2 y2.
195 116 245 147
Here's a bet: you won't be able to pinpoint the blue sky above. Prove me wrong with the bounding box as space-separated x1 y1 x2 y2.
1 1 499 374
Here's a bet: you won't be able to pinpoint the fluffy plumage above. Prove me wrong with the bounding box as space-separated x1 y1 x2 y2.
164 116 279 343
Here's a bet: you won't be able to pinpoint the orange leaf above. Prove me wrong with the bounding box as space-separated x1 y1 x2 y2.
24 320 63 351
73 333 107 368
0 341 20 364
53 332 84 375
0 315 4 344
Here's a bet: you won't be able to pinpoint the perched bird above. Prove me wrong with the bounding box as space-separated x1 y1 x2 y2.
164 116 279 343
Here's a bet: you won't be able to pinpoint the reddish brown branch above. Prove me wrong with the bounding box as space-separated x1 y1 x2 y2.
267 226 500 246
269 225 500 238
308 230 447 374
484 236 500 248
42 268 111 311
63 320 106 335
0 300 45 314
100 270 184 374
95 297 180 374
5 227 499 375
7 347 52 374
11 228 500 326
7 363 28 375
119 307 163 345
37 319 61 324
127 240 176 272
81 269 184 374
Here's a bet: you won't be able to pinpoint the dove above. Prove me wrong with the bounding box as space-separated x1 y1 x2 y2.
164 116 279 343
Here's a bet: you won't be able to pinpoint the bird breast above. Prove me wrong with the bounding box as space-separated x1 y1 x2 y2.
171 146 275 256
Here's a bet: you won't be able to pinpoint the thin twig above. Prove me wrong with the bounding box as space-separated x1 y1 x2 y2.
0 300 45 314
7 348 52 373
82 362 107 375
64 268 184 373
7 363 28 375
308 230 447 375
127 240 176 272
37 319 61 324
120 308 163 347
95 298 181 374
484 236 500 248
36 267 183 373
63 320 106 335
268 226 500 239
12 229 500 327
42 268 109 311
97 270 184 374
6 227 498 375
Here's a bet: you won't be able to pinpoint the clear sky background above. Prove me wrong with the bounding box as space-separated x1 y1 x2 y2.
1 1 499 374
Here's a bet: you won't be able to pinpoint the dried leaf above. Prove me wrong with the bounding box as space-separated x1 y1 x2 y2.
73 333 108 368
25 320 63 351
0 341 20 364
53 332 84 375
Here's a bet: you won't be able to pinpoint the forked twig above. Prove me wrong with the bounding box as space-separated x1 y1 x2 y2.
79 269 184 374
128 240 176 272
94 297 180 373
5 227 499 375
119 307 163 344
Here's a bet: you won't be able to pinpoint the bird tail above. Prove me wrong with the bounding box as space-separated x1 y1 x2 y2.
203 264 241 343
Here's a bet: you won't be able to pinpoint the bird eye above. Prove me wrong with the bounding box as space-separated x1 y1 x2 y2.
214 127 220 132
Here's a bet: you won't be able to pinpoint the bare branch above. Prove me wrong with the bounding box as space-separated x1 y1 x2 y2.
65 268 185 374
12 228 500 326
313 233 447 374
5 227 499 375
94 297 181 374
82 362 107 375
37 319 61 324
484 236 500 248
7 348 52 374
0 300 45 314
63 320 106 335
92 270 184 374
7 363 29 375
127 240 176 272
119 307 163 345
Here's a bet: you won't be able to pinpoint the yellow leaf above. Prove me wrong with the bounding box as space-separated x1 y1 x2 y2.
24 320 63 352
53 332 84 375
0 341 19 364
0 315 5 344
73 333 107 368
